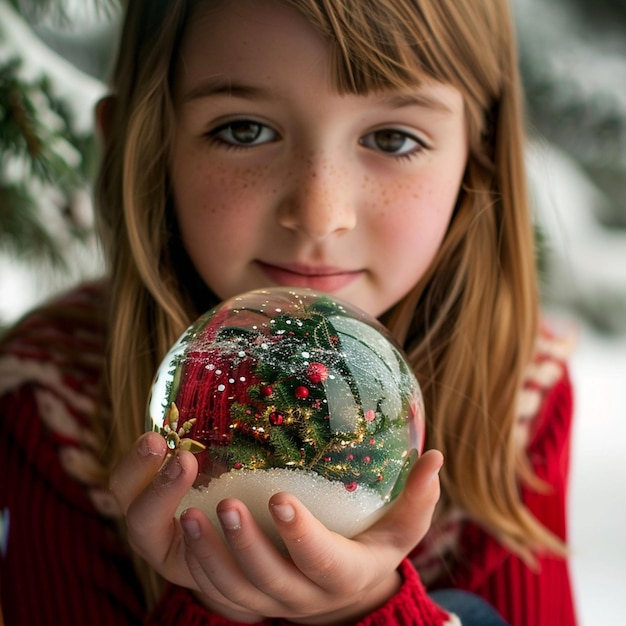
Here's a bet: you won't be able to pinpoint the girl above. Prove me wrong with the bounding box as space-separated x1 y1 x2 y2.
0 0 577 625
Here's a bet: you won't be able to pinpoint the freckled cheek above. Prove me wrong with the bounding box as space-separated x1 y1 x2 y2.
174 164 274 226
361 180 457 243
359 180 433 221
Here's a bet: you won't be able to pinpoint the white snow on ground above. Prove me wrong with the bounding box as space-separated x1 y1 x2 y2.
531 139 626 624
568 321 626 625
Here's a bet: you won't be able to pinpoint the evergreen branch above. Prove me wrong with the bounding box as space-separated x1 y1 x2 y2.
1 60 86 186
226 441 271 470
269 426 302 466
0 57 96 265
0 185 66 266
272 380 294 408
4 76 41 159
305 432 343 471
300 412 328 453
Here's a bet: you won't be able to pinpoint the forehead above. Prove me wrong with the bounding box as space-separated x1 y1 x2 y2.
173 0 464 118
174 0 449 99
177 1 328 78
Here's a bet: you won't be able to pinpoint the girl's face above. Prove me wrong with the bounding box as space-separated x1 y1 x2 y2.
170 0 468 318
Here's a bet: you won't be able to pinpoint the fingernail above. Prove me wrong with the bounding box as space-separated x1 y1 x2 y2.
159 455 183 482
430 459 444 482
271 503 295 523
181 511 202 540
138 434 161 457
218 508 241 531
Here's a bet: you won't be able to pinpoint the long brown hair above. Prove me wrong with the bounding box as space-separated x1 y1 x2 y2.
96 0 563 605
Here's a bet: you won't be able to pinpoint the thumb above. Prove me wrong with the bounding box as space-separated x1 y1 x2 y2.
357 449 443 558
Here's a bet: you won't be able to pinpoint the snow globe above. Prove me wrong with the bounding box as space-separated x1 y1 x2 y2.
146 287 425 547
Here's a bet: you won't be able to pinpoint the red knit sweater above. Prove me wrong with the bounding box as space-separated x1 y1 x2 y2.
0 283 577 625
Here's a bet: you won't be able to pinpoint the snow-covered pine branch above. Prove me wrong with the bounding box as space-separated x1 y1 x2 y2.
0 0 107 268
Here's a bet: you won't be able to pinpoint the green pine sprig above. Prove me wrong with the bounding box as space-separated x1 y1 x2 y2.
0 56 97 267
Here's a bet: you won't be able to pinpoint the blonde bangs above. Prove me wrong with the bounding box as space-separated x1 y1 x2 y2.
283 0 503 132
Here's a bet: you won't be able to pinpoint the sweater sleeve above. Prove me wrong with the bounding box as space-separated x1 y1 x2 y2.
147 561 455 626
343 560 456 626
431 369 577 626
0 384 146 626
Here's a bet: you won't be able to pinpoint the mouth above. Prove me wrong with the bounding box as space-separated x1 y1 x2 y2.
255 261 361 292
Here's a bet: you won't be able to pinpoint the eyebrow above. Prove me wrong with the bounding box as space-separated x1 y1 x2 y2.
180 77 271 104
381 92 454 114
180 77 454 113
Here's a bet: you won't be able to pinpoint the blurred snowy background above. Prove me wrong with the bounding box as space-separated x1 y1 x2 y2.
514 1 626 623
1 0 625 623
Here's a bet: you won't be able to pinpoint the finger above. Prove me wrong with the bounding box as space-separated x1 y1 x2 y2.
217 499 306 595
268 491 365 592
180 507 267 620
109 431 168 514
125 450 197 565
359 448 443 558
181 501 299 615
184 550 266 622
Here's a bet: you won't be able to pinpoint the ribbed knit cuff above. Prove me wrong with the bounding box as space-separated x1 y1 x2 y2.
347 559 451 626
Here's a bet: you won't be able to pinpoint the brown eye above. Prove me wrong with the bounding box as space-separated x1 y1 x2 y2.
210 120 278 147
229 121 264 143
360 129 424 157
374 130 406 152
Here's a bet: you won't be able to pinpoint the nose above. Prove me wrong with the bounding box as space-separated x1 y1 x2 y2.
277 154 357 241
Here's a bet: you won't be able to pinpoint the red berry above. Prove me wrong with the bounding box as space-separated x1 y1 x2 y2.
260 384 273 397
294 385 309 399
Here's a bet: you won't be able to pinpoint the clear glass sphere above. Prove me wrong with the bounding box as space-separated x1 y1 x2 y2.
146 287 425 545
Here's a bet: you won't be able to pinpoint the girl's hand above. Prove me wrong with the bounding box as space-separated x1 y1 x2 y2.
110 431 443 624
